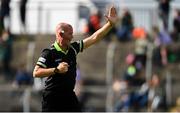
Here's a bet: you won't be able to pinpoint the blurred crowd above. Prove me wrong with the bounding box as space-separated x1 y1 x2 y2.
0 0 180 112
0 0 30 84
81 0 180 112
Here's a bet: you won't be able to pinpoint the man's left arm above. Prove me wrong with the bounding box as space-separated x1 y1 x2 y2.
83 6 118 49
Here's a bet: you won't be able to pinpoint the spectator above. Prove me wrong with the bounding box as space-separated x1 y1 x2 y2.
85 10 101 35
157 0 173 30
147 74 161 111
116 9 134 41
0 32 4 63
0 30 13 80
114 91 131 112
19 0 28 33
171 9 180 42
114 74 161 112
123 53 145 87
113 53 146 112
12 63 33 88
0 0 11 32
151 26 172 67
133 27 148 67
123 54 137 86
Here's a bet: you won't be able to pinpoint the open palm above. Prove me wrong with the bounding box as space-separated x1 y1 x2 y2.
105 6 118 25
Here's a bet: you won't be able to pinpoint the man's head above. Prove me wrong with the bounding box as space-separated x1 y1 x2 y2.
56 22 73 47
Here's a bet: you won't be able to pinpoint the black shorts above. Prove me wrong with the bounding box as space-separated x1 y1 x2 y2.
42 90 82 112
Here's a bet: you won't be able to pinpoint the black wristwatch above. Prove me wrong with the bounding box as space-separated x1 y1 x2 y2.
54 67 59 74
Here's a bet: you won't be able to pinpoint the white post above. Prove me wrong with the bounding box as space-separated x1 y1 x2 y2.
23 88 31 112
26 41 35 73
145 42 153 82
166 71 172 106
106 41 117 112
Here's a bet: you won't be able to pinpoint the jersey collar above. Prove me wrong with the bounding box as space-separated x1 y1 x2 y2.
54 41 69 55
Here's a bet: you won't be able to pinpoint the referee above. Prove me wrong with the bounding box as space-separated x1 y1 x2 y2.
33 6 117 112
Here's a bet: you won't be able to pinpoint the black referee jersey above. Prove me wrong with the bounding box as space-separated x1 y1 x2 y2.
36 40 83 112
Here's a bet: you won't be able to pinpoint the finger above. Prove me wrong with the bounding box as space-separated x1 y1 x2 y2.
65 67 68 71
104 14 110 21
63 67 68 72
62 62 69 67
104 14 108 20
110 7 117 17
61 62 67 65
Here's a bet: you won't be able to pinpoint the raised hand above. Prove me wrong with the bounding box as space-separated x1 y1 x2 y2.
105 6 118 25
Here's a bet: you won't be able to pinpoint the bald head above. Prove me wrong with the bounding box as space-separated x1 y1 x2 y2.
55 22 73 47
56 23 73 35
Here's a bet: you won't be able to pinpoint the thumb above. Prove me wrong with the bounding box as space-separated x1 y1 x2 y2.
104 14 110 21
104 14 114 25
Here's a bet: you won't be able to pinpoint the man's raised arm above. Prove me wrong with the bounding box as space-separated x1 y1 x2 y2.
83 6 118 49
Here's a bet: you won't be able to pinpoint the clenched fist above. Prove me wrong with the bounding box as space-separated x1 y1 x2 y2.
56 62 69 73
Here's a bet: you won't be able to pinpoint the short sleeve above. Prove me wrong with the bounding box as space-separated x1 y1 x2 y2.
36 49 51 68
70 40 84 55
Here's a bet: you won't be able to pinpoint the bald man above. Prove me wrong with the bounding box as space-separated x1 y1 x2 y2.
33 6 117 112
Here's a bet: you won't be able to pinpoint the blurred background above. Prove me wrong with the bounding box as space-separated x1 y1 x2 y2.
0 0 180 112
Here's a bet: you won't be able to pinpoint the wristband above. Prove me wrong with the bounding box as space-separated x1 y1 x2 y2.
54 67 59 74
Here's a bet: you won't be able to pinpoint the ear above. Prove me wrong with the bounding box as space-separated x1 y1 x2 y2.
59 30 65 37
61 30 65 34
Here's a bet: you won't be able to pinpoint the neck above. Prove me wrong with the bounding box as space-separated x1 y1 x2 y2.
55 41 68 52
60 44 68 51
